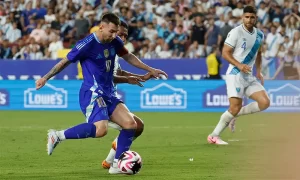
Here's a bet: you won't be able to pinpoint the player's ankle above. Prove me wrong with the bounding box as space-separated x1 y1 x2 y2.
56 130 66 141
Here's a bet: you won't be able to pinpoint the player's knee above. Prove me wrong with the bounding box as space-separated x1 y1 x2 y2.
229 105 242 116
94 121 108 138
95 127 108 138
258 97 270 111
122 117 137 130
134 116 144 137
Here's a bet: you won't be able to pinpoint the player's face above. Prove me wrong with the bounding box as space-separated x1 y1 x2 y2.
242 13 256 29
117 26 128 43
100 22 119 43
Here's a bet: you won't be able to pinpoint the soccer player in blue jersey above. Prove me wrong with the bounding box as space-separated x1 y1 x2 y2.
102 20 151 169
35 13 167 174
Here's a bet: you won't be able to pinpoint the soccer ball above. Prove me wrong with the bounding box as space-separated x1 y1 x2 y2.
117 150 142 175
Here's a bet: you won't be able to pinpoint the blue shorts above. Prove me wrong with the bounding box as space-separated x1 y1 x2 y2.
79 89 123 124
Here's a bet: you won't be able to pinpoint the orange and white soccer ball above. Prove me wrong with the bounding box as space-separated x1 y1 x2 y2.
117 150 142 175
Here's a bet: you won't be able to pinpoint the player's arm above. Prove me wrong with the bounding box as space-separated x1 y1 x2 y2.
223 30 251 73
43 58 71 80
255 47 262 74
36 40 85 90
118 68 153 81
115 37 167 78
113 75 145 87
222 45 242 67
120 52 168 78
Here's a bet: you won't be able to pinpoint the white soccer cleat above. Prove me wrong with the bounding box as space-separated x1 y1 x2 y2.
108 160 125 174
229 118 236 133
207 135 229 145
47 129 61 155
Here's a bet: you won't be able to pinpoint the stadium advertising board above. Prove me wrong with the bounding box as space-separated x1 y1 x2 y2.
0 80 298 112
0 59 284 80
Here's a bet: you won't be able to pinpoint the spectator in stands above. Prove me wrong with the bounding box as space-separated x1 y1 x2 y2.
6 22 21 43
44 8 56 24
74 11 90 39
0 39 11 59
272 49 300 80
266 25 284 78
29 22 47 43
190 15 206 57
11 45 22 60
29 45 43 60
48 35 63 59
205 45 222 80
205 17 220 56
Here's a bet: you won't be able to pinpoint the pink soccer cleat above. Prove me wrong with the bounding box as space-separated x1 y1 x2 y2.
207 135 228 145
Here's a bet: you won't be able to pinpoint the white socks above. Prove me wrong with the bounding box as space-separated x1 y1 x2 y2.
56 130 66 140
211 102 261 137
236 102 260 117
211 111 234 137
105 137 118 164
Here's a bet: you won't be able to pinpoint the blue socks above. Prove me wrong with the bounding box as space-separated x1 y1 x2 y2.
64 123 96 139
115 129 136 159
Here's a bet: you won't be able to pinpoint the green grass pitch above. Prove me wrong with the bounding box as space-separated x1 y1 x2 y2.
0 111 298 180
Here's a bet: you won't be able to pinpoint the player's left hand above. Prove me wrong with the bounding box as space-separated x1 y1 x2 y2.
127 76 145 87
256 72 264 86
149 68 168 79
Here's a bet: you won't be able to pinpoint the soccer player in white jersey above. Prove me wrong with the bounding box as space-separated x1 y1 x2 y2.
102 20 153 169
207 5 270 145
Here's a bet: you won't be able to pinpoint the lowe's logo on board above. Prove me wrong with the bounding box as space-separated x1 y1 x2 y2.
24 84 68 108
203 84 229 107
203 84 246 107
140 83 187 109
267 83 300 110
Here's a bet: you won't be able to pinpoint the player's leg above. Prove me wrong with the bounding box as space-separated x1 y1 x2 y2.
237 82 270 117
108 102 137 174
228 81 270 132
208 75 243 145
102 121 121 169
102 115 144 169
47 92 109 155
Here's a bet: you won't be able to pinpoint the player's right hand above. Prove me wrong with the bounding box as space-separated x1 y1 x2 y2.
35 78 47 90
127 76 145 87
149 68 168 79
237 64 252 74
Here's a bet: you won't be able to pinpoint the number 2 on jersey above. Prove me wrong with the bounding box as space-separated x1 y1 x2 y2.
106 60 111 72
241 42 246 50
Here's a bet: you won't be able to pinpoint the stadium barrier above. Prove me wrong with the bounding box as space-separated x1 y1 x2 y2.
0 80 299 112
0 59 284 80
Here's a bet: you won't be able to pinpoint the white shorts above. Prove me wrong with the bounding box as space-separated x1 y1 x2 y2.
226 74 265 98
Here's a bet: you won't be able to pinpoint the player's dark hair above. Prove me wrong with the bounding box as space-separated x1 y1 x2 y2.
120 20 128 29
100 12 120 26
243 5 257 14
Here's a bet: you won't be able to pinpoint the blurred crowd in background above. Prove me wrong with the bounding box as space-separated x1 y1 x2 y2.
0 0 299 79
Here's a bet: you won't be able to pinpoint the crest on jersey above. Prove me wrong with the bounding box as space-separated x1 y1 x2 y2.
104 49 109 58
242 38 246 41
110 48 115 56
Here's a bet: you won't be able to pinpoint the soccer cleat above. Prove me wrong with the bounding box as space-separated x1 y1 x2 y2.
207 135 228 145
108 160 125 174
47 129 61 155
102 160 111 169
229 118 236 132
